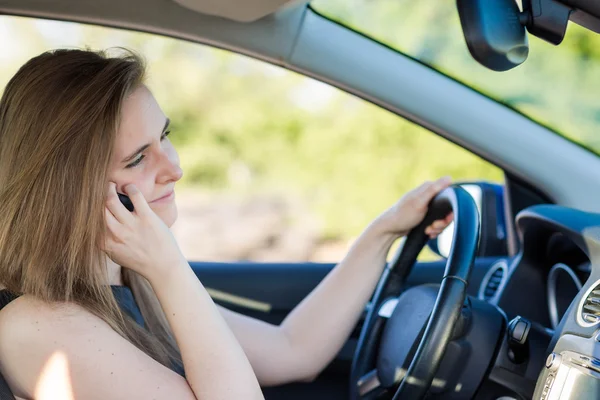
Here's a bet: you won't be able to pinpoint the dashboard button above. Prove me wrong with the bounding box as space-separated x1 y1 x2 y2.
546 353 562 372
513 321 526 341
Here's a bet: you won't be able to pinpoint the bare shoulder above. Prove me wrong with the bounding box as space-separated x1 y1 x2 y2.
0 296 97 397
0 295 194 400
0 293 90 329
0 294 94 349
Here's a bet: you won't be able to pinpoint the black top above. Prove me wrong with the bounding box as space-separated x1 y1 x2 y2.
0 285 184 377
111 285 147 329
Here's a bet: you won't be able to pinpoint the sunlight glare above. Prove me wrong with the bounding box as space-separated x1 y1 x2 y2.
34 351 74 400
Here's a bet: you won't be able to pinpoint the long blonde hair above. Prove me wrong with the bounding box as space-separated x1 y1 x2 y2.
0 48 181 369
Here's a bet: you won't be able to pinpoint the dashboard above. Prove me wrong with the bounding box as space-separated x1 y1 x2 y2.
481 204 600 399
546 259 588 330
482 205 598 331
478 235 590 332
539 231 590 331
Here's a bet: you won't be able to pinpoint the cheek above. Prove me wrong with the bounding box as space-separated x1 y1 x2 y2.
131 179 154 201
111 171 154 202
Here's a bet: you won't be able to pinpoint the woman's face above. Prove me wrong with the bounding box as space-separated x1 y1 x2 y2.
108 85 183 227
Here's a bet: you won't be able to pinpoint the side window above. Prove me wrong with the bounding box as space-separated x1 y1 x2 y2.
0 16 503 263
155 47 504 262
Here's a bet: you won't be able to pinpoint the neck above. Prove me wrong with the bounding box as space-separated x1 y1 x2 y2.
106 257 123 286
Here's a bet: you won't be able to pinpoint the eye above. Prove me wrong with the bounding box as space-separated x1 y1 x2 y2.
161 130 171 140
126 154 145 168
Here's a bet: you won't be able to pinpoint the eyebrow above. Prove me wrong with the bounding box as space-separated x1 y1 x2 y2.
121 118 171 164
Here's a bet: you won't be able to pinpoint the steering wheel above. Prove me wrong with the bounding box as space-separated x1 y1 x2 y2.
350 186 480 399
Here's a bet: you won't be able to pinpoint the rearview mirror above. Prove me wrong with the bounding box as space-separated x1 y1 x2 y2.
457 0 529 71
428 182 507 258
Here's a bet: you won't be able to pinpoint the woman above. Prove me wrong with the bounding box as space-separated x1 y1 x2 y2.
0 49 453 399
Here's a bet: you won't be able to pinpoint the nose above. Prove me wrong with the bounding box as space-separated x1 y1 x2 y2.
156 146 183 184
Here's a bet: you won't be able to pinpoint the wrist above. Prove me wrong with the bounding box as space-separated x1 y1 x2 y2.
348 221 400 260
367 214 404 242
365 224 400 250
144 256 190 287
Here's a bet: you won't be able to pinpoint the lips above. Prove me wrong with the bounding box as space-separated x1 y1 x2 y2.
151 189 174 203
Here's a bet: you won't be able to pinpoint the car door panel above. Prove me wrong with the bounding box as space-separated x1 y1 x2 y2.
190 257 503 323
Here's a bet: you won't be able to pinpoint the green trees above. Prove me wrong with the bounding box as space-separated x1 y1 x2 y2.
312 0 600 153
0 13 502 244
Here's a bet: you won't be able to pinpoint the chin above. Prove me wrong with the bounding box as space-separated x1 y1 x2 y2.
153 204 178 228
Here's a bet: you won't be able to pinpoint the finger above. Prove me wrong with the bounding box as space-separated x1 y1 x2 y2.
424 176 452 200
425 226 442 235
106 182 133 224
100 207 121 252
445 212 454 223
431 220 449 230
415 177 452 208
412 181 433 199
123 184 152 216
428 226 445 236
104 206 121 232
407 181 434 209
426 224 442 234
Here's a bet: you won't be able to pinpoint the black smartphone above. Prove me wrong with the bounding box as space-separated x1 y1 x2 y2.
118 193 134 212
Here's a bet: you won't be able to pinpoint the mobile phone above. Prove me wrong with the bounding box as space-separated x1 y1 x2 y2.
118 193 134 212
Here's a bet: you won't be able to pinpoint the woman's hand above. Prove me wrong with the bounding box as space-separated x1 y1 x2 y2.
372 177 454 239
102 182 185 282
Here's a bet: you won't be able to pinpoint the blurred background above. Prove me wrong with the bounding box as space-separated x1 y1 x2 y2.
14 0 598 263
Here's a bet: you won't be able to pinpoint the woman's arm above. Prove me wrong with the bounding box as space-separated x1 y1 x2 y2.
0 263 264 400
0 294 195 400
103 183 264 399
0 180 264 400
218 178 453 386
217 224 396 386
150 260 264 399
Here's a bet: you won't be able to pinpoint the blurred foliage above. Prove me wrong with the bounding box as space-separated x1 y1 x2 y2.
0 13 502 247
311 0 600 153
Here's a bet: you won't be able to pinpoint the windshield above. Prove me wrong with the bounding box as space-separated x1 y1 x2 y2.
311 0 600 155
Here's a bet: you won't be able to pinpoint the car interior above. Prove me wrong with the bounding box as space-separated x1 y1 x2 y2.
1 0 600 399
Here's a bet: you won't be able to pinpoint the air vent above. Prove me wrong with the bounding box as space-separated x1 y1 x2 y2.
578 280 600 327
478 260 508 301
